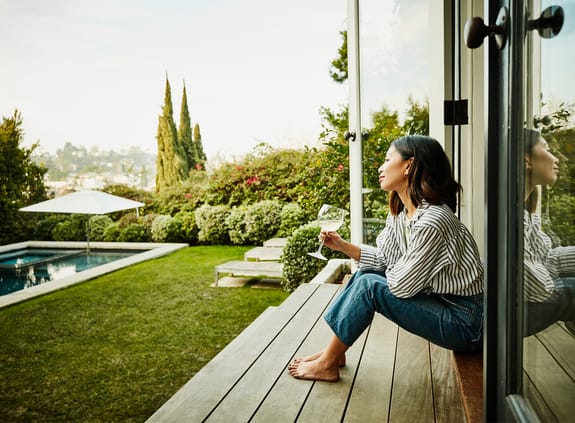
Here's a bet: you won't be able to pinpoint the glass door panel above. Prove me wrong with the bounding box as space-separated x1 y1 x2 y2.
357 0 430 241
522 2 575 420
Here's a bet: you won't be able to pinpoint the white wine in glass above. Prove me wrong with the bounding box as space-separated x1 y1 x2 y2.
307 204 346 260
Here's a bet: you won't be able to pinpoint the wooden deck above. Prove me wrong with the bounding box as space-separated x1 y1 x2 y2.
523 322 575 421
147 282 466 422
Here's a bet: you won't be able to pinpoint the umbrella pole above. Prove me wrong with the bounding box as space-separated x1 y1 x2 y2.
86 219 91 253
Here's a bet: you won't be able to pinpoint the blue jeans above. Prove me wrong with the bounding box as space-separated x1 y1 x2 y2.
524 276 575 336
324 270 484 353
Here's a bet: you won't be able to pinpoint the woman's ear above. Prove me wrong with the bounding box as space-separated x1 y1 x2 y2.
404 157 414 175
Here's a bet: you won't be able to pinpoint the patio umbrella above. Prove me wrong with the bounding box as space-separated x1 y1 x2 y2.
19 190 145 250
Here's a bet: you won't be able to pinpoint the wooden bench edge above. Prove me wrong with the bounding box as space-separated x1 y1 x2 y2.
452 351 483 423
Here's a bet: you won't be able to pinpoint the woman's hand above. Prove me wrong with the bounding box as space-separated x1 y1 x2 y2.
320 231 362 261
320 231 344 251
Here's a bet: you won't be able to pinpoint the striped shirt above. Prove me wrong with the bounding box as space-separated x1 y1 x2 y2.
358 203 484 298
523 211 575 302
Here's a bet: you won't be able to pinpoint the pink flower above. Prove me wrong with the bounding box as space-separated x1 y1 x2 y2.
184 193 192 199
337 164 345 172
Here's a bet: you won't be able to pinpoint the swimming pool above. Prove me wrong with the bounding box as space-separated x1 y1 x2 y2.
0 247 146 296
0 241 187 308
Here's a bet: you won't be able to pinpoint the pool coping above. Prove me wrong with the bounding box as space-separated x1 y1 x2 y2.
0 241 188 309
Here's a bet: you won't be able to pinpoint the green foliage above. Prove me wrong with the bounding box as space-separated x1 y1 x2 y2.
193 124 206 167
178 83 198 171
156 77 188 192
0 111 48 244
329 30 348 84
206 145 312 207
281 223 349 292
117 213 139 229
51 215 89 241
226 205 250 245
103 222 121 242
538 106 575 245
151 215 175 242
278 203 306 237
152 173 208 215
243 200 283 245
32 215 67 241
118 223 148 242
195 205 231 244
89 215 114 242
174 210 198 244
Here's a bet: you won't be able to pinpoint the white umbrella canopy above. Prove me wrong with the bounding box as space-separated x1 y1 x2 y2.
19 190 144 215
19 190 145 251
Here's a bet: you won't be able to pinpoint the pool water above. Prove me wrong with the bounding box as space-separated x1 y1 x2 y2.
0 248 144 296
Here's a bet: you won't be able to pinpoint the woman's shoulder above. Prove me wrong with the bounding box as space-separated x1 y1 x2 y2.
414 203 459 231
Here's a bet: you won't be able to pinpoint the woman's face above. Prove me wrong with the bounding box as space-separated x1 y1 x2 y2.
378 145 413 193
526 137 559 187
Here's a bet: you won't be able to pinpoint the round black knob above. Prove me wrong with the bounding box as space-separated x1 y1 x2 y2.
464 7 509 50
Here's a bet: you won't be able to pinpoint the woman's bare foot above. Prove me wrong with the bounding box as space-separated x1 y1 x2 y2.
291 351 346 367
288 357 340 382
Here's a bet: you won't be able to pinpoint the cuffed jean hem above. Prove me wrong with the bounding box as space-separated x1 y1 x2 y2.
324 270 483 353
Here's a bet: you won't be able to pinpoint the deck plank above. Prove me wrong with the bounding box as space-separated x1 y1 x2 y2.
343 314 398 422
250 292 343 422
205 284 341 422
535 322 575 379
524 334 575 421
296 328 369 422
389 329 434 422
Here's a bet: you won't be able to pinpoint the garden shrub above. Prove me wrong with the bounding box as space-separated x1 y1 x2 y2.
117 213 139 229
51 214 89 241
277 203 306 237
226 205 250 245
244 200 282 245
33 215 67 241
174 210 199 245
89 215 113 242
281 223 348 292
151 215 175 242
103 222 121 241
195 204 231 245
118 223 148 242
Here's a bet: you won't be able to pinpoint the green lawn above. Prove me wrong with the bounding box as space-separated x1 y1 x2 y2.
0 245 290 422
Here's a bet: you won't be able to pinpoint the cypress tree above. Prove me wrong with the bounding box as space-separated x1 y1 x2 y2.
193 123 207 169
178 82 198 170
156 76 187 192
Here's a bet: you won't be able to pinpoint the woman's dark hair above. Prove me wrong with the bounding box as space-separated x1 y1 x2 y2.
524 128 542 212
525 128 542 155
388 135 461 215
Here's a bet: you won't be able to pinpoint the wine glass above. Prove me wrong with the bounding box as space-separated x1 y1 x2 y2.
307 204 346 260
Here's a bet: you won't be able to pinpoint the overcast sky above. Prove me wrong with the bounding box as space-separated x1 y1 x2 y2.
1 0 348 161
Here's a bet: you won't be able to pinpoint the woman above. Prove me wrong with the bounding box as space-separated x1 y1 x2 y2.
289 135 484 382
523 128 575 336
